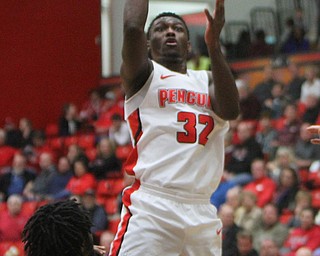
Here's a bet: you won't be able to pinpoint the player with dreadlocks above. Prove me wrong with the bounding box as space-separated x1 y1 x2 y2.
22 199 105 256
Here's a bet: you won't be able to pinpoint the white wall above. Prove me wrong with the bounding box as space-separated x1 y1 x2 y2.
104 0 277 76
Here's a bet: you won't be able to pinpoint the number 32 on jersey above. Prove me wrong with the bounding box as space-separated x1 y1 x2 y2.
176 111 214 146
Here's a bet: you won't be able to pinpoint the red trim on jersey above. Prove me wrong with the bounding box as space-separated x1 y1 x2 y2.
110 180 141 256
124 109 142 176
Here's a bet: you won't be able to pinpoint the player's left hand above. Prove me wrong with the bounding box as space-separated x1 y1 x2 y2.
204 0 225 48
307 125 320 145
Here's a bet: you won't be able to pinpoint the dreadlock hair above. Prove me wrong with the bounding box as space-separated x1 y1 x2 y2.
147 12 190 40
22 199 94 256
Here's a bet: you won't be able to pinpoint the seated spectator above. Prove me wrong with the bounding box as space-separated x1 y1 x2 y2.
46 156 73 200
294 122 320 170
23 152 56 201
300 65 320 105
18 117 35 148
307 125 320 145
274 103 302 148
234 190 262 233
252 65 278 105
219 203 241 256
281 207 320 255
296 247 313 256
108 113 131 146
285 61 305 102
225 122 263 185
249 29 274 58
55 158 97 199
234 30 252 59
0 194 30 242
252 203 289 252
259 238 280 256
236 79 262 121
80 189 108 244
243 158 277 208
0 128 18 169
225 186 242 210
266 146 298 181
89 137 122 180
3 117 22 149
186 49 211 70
272 167 299 215
0 153 36 201
281 26 310 54
235 230 259 256
262 82 290 119
301 95 320 124
255 112 278 160
58 103 82 137
66 143 88 167
287 190 313 228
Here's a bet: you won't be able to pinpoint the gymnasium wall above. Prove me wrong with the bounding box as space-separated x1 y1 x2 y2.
1 0 101 129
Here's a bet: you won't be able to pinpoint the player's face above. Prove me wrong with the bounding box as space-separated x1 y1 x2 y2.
148 16 190 62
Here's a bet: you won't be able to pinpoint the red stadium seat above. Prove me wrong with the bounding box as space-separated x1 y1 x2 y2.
78 134 96 150
311 189 320 209
108 217 121 234
104 196 120 215
45 123 59 138
115 145 133 162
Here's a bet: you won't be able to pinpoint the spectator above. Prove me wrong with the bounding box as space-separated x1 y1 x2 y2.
108 113 131 146
301 95 320 124
66 143 88 166
18 117 34 148
219 203 241 256
58 103 82 137
0 153 35 201
80 189 108 244
255 112 278 160
46 156 73 200
259 238 280 256
281 26 310 54
300 65 320 105
287 190 313 228
243 158 277 208
252 65 278 104
89 137 122 180
236 79 262 121
285 61 305 102
235 230 259 256
23 152 56 201
252 203 289 252
262 82 290 119
272 167 299 215
234 30 252 59
56 158 97 199
225 122 263 185
281 207 320 255
3 117 22 149
278 18 295 51
234 190 262 233
249 29 274 58
275 103 302 148
0 194 30 241
0 128 18 169
267 146 298 181
225 186 242 210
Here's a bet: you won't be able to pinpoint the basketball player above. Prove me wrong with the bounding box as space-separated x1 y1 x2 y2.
109 0 240 255
307 125 320 144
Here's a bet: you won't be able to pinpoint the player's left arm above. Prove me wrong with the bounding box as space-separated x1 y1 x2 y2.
205 0 239 120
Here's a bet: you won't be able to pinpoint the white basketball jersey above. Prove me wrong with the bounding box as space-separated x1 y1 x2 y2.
124 61 229 197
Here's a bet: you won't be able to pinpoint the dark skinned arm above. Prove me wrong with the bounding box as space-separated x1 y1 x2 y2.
205 0 240 120
121 0 153 98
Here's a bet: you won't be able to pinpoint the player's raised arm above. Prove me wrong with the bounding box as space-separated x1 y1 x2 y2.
204 0 240 120
121 0 152 98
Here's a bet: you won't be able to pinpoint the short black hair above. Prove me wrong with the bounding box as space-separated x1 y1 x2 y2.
147 12 190 39
22 200 93 256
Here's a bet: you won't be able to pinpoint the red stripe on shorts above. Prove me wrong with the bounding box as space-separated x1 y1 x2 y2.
109 180 141 256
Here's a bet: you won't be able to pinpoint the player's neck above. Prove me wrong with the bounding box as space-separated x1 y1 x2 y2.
157 57 187 74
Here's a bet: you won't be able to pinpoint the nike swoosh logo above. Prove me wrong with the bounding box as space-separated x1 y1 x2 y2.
160 74 176 80
216 228 222 235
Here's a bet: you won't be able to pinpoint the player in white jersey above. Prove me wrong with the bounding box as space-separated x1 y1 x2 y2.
109 0 240 255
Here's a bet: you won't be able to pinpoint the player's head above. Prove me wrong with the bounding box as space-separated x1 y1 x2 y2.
22 199 94 256
147 12 191 61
